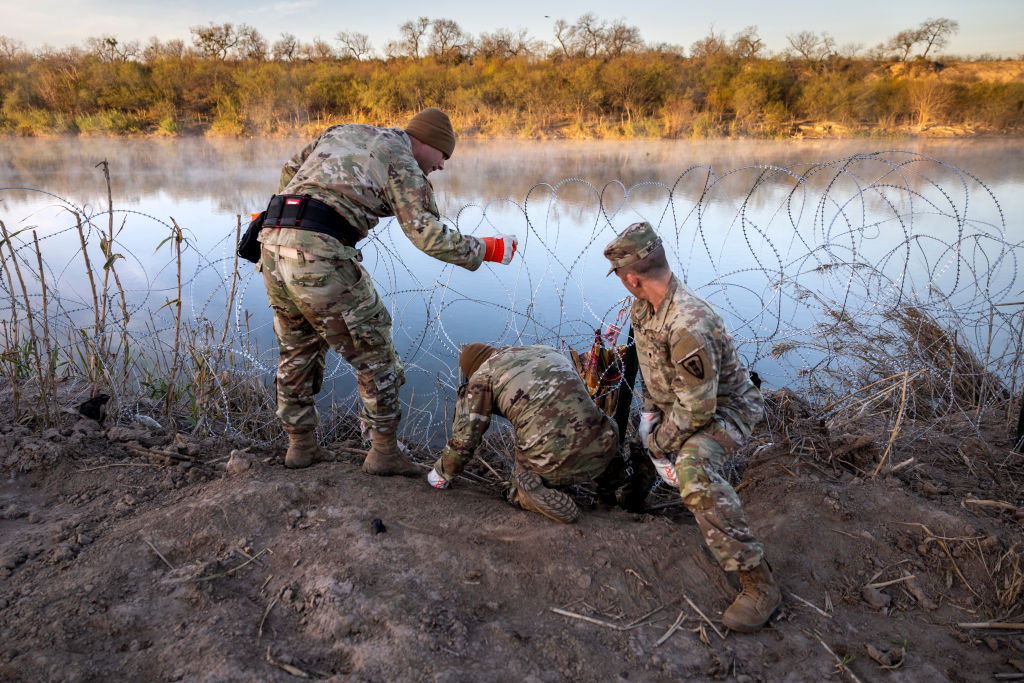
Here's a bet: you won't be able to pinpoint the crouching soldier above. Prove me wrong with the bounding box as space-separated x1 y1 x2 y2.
604 221 780 633
427 343 619 523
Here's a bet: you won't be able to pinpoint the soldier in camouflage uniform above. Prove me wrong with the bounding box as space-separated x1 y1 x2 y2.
427 343 619 523
604 221 781 632
258 108 518 473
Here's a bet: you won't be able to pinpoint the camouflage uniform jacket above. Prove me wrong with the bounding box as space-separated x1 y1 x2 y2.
258 123 484 269
441 345 615 479
633 275 764 459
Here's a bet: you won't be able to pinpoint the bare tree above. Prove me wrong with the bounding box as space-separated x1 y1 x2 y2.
0 35 26 60
477 27 535 59
886 28 924 63
786 30 835 70
573 13 605 58
731 26 764 60
272 33 298 61
237 25 267 61
142 37 185 62
398 17 430 59
85 35 140 62
690 27 727 60
299 38 336 62
552 19 576 58
190 23 240 60
428 18 471 63
918 17 959 59
336 31 373 60
605 19 643 58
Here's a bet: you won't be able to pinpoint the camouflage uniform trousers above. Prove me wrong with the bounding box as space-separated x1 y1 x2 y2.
673 417 764 572
260 244 404 434
522 414 619 487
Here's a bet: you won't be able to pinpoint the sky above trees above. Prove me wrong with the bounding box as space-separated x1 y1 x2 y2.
2 0 1021 58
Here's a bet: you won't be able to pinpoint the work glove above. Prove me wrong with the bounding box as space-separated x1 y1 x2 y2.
482 234 518 265
637 411 661 449
427 468 450 489
648 454 680 488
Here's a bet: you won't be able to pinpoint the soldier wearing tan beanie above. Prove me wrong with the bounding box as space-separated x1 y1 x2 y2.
257 107 518 478
405 107 456 159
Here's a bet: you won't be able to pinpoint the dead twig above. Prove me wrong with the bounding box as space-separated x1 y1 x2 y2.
142 537 175 570
865 575 916 590
957 622 1024 630
789 592 832 618
193 548 269 582
963 498 1018 512
655 610 686 646
803 628 864 683
258 598 278 641
549 607 629 631
265 646 309 678
684 595 726 640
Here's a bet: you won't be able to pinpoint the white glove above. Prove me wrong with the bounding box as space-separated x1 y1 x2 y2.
637 411 661 449
649 456 680 488
427 468 450 489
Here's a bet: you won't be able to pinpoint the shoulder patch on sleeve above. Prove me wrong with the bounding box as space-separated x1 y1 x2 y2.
670 332 708 381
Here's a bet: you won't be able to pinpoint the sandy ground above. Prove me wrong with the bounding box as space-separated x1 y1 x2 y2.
1 393 1023 682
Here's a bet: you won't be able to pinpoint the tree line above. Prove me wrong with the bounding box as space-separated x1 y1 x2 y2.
0 15 1020 138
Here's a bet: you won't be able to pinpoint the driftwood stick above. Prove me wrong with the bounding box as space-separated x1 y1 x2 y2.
957 622 1024 630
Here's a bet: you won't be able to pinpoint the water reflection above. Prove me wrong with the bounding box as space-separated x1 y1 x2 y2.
1 137 1021 443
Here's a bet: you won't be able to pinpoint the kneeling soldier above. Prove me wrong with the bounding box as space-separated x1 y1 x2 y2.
427 343 619 523
604 221 780 633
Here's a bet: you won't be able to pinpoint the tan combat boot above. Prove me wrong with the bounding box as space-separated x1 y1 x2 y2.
511 470 580 524
362 427 419 477
721 561 781 632
285 430 326 469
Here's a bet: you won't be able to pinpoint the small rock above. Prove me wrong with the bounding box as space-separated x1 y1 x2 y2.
133 414 162 429
986 637 999 652
225 450 252 475
77 533 93 546
861 586 891 610
980 535 999 552
920 481 940 497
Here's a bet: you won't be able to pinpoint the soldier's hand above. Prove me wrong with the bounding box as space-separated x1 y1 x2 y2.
637 411 660 449
482 234 518 265
427 468 450 489
649 455 680 488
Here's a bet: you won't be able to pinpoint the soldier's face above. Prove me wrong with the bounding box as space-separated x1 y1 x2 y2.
413 143 447 175
616 271 642 297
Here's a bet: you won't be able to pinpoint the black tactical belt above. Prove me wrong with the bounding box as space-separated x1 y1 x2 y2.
262 194 360 248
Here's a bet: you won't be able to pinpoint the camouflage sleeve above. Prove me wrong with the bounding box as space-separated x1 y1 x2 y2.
380 159 485 271
278 135 320 193
649 328 719 458
638 372 659 413
437 374 494 478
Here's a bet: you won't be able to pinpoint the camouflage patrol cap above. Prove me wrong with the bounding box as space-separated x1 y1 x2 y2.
603 221 663 275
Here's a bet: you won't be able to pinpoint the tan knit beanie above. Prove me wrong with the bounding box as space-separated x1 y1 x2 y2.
405 107 456 159
458 343 497 380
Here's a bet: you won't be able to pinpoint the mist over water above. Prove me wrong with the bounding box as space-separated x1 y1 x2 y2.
2 137 1021 441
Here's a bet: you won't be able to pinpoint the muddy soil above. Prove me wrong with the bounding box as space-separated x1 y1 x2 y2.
1 395 1022 682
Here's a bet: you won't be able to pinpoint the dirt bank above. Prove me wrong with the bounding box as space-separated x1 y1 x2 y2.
1 392 1022 681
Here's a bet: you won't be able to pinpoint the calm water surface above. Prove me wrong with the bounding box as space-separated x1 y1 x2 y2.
1 137 1020 437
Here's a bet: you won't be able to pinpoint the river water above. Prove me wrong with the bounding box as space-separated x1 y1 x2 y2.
1 137 1021 439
